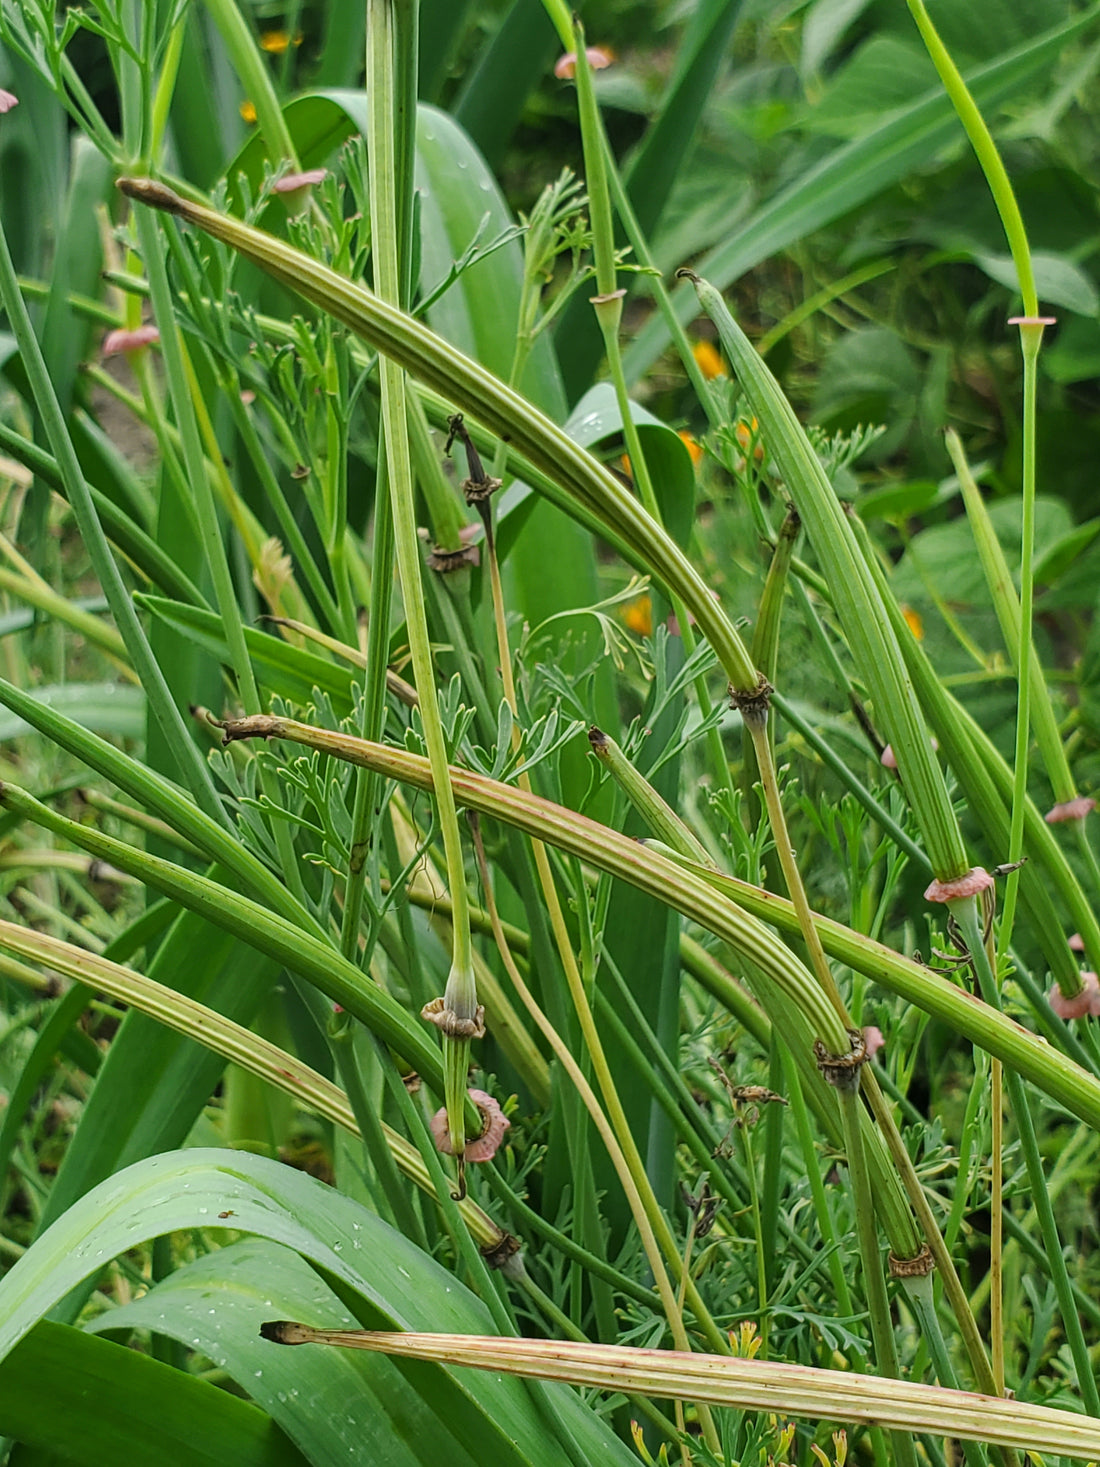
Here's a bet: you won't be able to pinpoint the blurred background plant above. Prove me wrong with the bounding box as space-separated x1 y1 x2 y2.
0 2 1098 1464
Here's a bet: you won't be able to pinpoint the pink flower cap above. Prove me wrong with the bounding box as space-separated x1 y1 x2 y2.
0 90 18 115
1008 316 1057 326
102 324 160 357
863 1025 885 1060
1069 932 1085 952
430 1089 510 1162
1048 971 1100 1021
554 47 614 79
272 168 327 194
240 389 256 405
1045 796 1095 824
924 867 994 903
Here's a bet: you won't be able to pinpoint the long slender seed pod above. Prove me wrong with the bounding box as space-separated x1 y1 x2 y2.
117 177 761 696
679 269 969 884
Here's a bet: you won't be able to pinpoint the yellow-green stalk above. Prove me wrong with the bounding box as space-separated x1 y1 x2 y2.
366 0 477 1187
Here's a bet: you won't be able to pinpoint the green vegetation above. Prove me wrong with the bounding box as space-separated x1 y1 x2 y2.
0 2 1099 1463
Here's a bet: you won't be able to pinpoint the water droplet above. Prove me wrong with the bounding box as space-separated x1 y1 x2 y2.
254 1369 263 1379
198 1206 208 1215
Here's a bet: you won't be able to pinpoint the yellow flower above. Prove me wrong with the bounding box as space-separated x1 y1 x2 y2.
901 604 924 640
734 416 765 464
678 430 703 468
623 595 653 638
240 99 257 123
691 338 726 380
260 30 302 54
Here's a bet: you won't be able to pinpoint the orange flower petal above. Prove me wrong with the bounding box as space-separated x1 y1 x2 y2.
691 339 725 380
678 430 703 468
623 595 653 638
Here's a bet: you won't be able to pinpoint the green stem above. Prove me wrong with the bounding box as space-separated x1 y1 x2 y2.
997 321 1046 962
367 0 475 1164
901 1273 988 1467
737 1118 769 1356
905 0 1037 316
831 1062 919 1467
199 0 299 167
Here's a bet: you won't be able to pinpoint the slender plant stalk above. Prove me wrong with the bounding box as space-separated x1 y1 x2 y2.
570 21 732 799
991 1053 1005 1397
826 1049 919 1467
367 0 477 1180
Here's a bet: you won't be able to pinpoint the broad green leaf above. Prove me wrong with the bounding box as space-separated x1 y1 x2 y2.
801 0 875 80
972 249 1100 317
0 1149 639 1467
1034 518 1100 588
93 1238 480 1467
1043 316 1100 385
891 495 1072 610
0 1320 305 1467
41 137 109 421
0 683 144 743
225 90 367 205
801 36 937 139
857 479 940 521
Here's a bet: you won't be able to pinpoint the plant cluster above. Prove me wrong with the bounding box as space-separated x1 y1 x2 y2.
0 3 1098 1465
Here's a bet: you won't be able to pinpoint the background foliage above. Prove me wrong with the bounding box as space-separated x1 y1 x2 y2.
0 1 1099 1463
